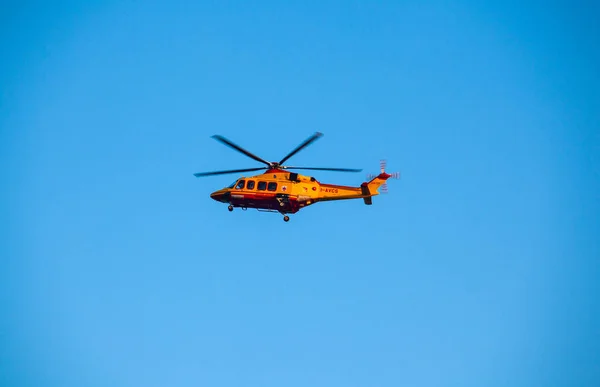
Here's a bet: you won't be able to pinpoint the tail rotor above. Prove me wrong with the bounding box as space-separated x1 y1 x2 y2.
366 159 400 194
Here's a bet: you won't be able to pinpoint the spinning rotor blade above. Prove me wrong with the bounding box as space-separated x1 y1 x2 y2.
282 166 362 172
278 132 323 165
211 135 271 166
193 167 267 177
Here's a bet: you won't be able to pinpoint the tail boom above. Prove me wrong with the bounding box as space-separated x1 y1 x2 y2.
313 161 398 205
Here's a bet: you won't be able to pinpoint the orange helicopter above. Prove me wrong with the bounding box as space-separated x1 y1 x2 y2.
194 132 399 221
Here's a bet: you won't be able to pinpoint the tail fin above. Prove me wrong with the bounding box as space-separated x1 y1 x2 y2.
361 160 400 205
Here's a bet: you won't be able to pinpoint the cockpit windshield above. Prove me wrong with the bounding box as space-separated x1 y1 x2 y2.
227 180 237 188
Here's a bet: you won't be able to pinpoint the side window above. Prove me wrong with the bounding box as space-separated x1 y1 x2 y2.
257 181 267 190
267 182 277 191
235 180 245 189
246 180 255 190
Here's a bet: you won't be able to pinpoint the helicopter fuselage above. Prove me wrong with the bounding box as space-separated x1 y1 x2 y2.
210 168 387 216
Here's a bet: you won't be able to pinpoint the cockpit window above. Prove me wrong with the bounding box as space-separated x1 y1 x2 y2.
227 180 237 188
235 180 245 189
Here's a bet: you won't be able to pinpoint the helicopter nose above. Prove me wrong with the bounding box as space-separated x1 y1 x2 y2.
210 191 229 202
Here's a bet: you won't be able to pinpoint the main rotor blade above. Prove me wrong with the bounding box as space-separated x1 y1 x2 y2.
282 166 362 172
278 132 323 165
193 167 267 177
211 135 271 166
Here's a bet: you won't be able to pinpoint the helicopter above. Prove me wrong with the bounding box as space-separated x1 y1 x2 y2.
193 132 399 222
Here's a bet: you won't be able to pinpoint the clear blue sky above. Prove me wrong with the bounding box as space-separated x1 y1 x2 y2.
2 1 599 386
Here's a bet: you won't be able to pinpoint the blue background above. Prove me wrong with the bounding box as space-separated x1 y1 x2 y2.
2 1 599 386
